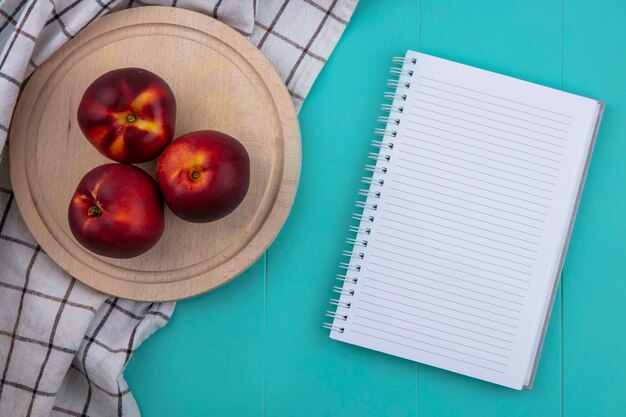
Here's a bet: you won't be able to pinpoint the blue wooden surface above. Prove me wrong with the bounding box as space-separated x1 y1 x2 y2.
125 1 626 416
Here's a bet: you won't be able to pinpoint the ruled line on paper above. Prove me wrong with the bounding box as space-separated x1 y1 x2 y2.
412 97 570 133
358 299 517 342
359 292 519 336
388 184 547 227
381 212 539 252
402 132 560 170
415 80 572 123
375 235 532 275
366 265 526 303
400 138 559 179
366 262 527 298
404 125 563 163
386 195 544 237
355 307 514 348
413 118 565 156
396 153 556 188
377 223 537 260
361 279 522 316
372 244 531 283
390 177 549 221
352 315 512 358
383 204 541 246
360 284 520 324
407 112 567 150
367 267 526 304
376 228 535 265
393 162 554 198
411 88 571 127
351 330 507 373
375 230 534 268
394 155 554 193
409 105 569 136
418 75 574 119
390 176 550 216
409 99 567 141
399 147 558 183
365 269 524 308
369 250 530 290
352 321 511 365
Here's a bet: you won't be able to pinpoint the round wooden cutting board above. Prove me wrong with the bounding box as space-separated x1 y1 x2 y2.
9 7 301 301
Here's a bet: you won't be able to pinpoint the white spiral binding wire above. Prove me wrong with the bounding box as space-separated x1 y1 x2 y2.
342 249 365 259
392 56 417 65
323 55 416 334
352 213 375 223
368 151 391 162
380 103 404 114
384 91 407 101
333 285 356 296
390 67 414 77
339 262 361 272
326 311 348 321
357 189 381 199
387 79 411 89
348 225 371 235
377 116 400 126
371 140 394 150
329 299 351 308
374 127 397 138
355 201 378 211
346 236 368 247
361 176 384 186
364 164 387 174
336 273 358 284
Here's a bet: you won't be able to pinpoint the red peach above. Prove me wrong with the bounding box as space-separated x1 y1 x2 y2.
156 130 250 223
68 163 164 258
77 68 176 163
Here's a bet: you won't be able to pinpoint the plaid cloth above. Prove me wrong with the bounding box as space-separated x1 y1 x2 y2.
0 0 358 416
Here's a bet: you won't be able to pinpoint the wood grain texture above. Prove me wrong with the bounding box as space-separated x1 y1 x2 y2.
8 7 301 301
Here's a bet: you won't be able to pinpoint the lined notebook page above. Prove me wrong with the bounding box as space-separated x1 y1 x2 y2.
330 51 602 389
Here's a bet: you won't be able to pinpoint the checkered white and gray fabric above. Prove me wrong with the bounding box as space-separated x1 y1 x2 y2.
0 1 358 416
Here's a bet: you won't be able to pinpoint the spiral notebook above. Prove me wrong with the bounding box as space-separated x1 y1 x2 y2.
324 51 604 390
